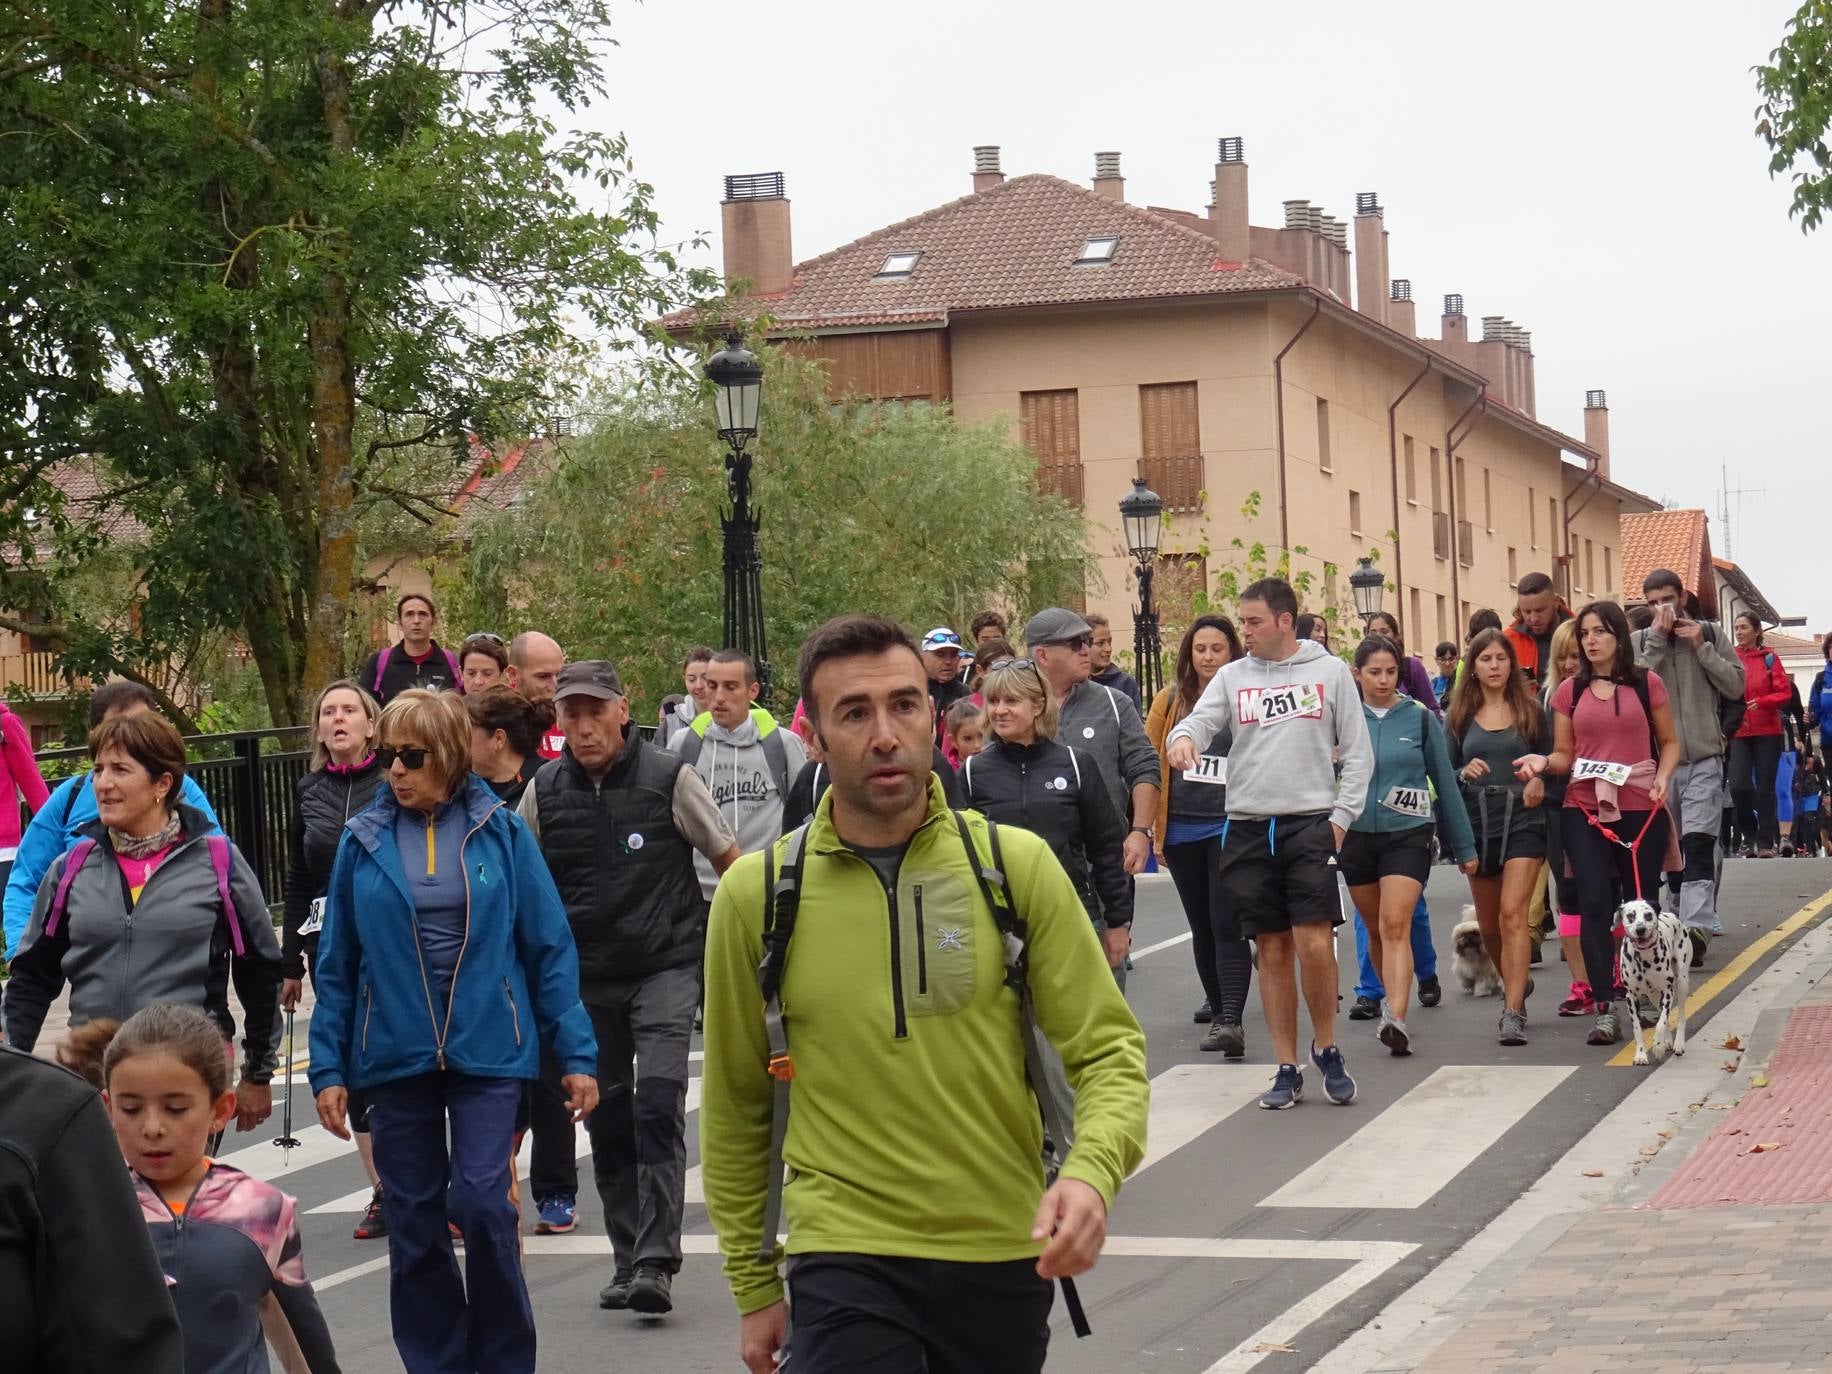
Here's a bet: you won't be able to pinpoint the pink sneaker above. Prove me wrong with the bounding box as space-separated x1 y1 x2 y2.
1558 981 1597 1017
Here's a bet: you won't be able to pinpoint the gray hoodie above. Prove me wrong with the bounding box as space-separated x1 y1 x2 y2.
1165 639 1372 831
1632 624 1744 763
676 714 807 901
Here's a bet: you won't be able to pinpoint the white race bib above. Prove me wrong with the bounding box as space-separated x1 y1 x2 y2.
1574 758 1632 787
1381 785 1432 818
1182 755 1228 786
299 896 326 937
1256 683 1323 726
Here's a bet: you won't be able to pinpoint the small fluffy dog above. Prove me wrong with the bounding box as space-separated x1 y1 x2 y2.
1617 898 1689 1066
1451 907 1502 997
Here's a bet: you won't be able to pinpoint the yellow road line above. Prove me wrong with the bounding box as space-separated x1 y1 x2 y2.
1607 886 1832 1067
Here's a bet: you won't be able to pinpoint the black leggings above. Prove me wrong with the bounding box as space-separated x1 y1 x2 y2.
1163 834 1253 1026
1726 732 1785 849
1562 807 1669 1008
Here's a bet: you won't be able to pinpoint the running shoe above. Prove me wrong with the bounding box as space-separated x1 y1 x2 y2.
1193 998 1214 1024
1498 1008 1528 1046
1199 1021 1228 1053
1310 1043 1357 1104
1213 1023 1246 1060
628 1264 674 1315
1587 1009 1622 1045
535 1193 577 1235
1377 1002 1411 1057
1709 913 1725 936
1416 975 1443 1008
353 1187 388 1240
598 1268 636 1310
1347 995 1380 1021
1558 982 1597 1017
1259 1063 1303 1110
1688 929 1708 969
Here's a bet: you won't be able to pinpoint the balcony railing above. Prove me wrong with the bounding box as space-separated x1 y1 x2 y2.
0 651 76 697
1142 454 1204 513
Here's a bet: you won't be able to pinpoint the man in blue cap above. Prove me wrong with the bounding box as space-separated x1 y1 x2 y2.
921 627 969 744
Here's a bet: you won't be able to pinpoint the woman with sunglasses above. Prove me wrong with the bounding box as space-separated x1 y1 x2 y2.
460 632 510 695
309 688 599 1374
280 677 389 1237
1144 615 1253 1053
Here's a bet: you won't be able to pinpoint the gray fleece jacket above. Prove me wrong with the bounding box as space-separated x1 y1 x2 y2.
1632 624 1745 763
1165 639 1372 831
676 714 807 901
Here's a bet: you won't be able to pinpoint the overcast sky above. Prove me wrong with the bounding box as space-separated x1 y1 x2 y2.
592 0 1830 636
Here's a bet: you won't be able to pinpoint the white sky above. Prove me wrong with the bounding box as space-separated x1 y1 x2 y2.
590 0 1831 634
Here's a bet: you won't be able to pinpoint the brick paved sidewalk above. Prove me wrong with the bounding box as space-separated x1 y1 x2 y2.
1413 992 1832 1372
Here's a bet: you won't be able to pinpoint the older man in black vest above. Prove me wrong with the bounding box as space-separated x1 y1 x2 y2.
520 660 738 1318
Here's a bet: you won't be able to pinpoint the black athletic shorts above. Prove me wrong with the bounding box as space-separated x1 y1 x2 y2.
1215 812 1341 937
1338 824 1435 888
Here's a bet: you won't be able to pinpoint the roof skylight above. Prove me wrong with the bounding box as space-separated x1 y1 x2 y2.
875 251 921 280
1075 236 1119 266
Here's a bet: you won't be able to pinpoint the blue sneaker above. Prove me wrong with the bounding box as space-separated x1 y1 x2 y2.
1259 1063 1304 1110
1311 1043 1356 1104
535 1193 577 1235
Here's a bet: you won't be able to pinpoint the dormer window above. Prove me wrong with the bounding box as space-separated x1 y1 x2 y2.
875 251 921 281
1075 236 1119 266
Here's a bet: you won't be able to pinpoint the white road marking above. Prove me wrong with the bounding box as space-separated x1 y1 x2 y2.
496 1234 1418 1263
1201 1252 1416 1374
217 1124 350 1181
1259 1065 1574 1210
1138 1063 1266 1172
1130 930 1191 960
309 1078 700 1214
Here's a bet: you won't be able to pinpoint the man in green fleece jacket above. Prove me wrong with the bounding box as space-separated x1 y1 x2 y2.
701 614 1149 1374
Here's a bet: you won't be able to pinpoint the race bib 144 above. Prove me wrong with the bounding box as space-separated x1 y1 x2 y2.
1380 785 1432 818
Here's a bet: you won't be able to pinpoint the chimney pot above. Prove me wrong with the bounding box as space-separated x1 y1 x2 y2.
1283 199 1312 229
1390 278 1412 301
1094 150 1122 179
1355 191 1382 217
1093 151 1124 200
721 171 792 296
971 144 1005 192
1444 293 1465 316
1217 136 1245 164
1585 389 1607 408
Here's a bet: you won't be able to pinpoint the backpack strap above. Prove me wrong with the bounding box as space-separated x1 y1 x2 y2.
756 823 811 1263
1106 685 1121 726
760 728 790 802
56 773 85 833
44 837 99 940
1068 748 1083 790
1631 675 1657 763
676 731 703 767
207 834 246 958
442 646 463 686
371 644 394 694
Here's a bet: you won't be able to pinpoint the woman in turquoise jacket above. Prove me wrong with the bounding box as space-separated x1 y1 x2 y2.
1340 635 1477 1058
308 688 597 1374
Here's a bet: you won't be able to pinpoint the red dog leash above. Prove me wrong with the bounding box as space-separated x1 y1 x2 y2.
1587 807 1664 991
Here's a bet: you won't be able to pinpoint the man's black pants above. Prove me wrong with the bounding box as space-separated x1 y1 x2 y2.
787 1253 1053 1373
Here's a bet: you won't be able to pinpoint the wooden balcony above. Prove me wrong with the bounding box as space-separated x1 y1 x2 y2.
0 651 77 697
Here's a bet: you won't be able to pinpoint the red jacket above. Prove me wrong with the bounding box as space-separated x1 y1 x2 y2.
1503 601 1574 683
1734 643 1791 738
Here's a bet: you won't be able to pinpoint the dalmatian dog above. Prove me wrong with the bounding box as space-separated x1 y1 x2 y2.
1617 898 1689 1066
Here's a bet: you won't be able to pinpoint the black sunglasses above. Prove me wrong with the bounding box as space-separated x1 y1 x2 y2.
377 745 430 771
1052 635 1093 651
464 631 505 645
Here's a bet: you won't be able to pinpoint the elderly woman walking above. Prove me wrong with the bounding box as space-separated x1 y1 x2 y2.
308 688 597 1374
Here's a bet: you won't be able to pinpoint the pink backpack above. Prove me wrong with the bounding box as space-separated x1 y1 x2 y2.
45 833 245 956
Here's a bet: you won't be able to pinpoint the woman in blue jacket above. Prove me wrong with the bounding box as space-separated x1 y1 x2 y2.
309 688 598 1374
1341 636 1477 1058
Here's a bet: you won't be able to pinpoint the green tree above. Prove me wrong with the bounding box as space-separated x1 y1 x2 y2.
0 0 711 723
1755 0 1832 231
449 351 1093 711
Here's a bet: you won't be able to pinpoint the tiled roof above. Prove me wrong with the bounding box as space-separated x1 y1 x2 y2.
3 461 149 567
1620 509 1714 615
1763 629 1824 656
664 174 1304 334
1711 557 1783 625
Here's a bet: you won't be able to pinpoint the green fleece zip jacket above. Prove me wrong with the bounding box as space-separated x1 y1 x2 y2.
700 776 1149 1315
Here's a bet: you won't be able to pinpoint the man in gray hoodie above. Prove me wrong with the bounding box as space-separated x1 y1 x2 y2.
671 649 807 905
1633 569 1745 960
1167 577 1372 1111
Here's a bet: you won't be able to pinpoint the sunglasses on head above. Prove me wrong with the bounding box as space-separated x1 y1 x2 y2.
377 745 430 771
465 631 505 645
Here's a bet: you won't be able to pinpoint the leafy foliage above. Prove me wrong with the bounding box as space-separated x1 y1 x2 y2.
1755 1 1832 231
0 0 713 722
448 351 1094 711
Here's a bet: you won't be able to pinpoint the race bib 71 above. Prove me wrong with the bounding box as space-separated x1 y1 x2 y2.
1573 758 1632 787
1182 755 1227 786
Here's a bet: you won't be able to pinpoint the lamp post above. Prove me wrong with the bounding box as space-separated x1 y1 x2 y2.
1120 476 1165 705
705 331 771 705
1350 556 1385 630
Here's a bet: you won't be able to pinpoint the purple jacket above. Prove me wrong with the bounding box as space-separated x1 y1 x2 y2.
1398 654 1442 717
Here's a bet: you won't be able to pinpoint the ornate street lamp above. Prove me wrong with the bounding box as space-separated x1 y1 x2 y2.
1120 476 1166 705
1350 556 1385 629
705 332 771 704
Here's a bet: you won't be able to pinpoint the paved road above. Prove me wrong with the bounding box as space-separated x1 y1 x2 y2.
221 856 1832 1372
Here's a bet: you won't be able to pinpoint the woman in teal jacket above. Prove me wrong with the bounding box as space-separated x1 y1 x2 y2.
308 688 597 1374
1341 635 1477 1058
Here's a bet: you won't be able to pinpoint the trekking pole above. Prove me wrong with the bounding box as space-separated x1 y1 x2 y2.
272 1008 300 1159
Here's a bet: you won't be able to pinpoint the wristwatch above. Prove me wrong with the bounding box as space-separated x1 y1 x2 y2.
1130 825 1155 839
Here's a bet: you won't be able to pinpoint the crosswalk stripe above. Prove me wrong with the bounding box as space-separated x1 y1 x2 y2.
1257 1064 1574 1210
1137 1062 1267 1172
307 1077 702 1214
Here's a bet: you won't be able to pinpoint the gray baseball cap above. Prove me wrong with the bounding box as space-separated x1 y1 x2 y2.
1022 607 1094 647
553 660 625 701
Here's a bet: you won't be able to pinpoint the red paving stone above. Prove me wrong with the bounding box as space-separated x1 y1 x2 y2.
1645 1004 1832 1208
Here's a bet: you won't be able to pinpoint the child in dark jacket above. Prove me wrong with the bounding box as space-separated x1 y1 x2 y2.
80 1003 341 1374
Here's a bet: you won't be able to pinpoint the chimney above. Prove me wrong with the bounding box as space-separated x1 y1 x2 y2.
972 145 1004 193
1092 150 1124 201
1584 389 1610 479
721 172 792 297
1208 136 1249 262
1353 192 1387 326
1388 278 1416 337
1441 292 1468 345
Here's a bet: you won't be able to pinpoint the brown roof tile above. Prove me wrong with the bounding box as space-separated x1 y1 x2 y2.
665 174 1304 334
1620 509 1716 615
